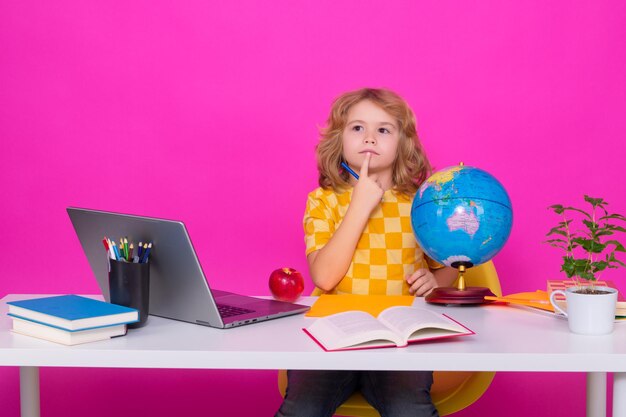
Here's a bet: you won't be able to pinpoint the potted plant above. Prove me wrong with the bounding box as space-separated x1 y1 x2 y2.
545 195 626 335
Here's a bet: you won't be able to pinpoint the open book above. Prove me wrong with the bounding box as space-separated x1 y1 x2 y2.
304 306 473 351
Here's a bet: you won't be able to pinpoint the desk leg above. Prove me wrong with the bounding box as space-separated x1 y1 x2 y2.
19 366 40 417
614 373 626 417
586 372 606 417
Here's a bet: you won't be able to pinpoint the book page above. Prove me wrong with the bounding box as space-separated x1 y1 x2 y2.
377 306 468 343
306 310 404 350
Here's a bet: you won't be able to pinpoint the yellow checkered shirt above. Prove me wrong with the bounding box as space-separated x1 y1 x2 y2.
304 187 442 295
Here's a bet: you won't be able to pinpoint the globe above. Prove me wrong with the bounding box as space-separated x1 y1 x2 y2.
411 164 513 269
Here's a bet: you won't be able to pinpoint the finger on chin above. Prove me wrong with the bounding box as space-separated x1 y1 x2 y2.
360 152 371 177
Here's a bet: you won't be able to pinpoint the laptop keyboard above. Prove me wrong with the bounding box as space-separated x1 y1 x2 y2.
217 304 255 318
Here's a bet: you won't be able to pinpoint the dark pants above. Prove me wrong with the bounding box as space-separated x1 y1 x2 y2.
275 370 439 417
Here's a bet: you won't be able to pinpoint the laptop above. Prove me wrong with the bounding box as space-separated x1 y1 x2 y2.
67 207 310 328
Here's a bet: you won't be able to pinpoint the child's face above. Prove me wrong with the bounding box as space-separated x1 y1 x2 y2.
341 99 400 175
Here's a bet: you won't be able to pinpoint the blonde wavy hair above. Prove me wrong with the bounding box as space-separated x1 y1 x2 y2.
316 88 432 196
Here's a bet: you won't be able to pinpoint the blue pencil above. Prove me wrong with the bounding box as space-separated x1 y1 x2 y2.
112 242 121 261
341 162 359 180
141 243 152 263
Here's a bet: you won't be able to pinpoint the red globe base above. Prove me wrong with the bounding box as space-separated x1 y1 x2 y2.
425 286 496 305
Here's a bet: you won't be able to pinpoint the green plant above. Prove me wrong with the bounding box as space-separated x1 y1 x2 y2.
545 195 626 286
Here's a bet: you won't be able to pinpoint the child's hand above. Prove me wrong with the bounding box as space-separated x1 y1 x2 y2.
350 153 384 213
406 268 438 296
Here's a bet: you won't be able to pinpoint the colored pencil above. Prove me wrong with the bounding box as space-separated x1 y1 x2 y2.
111 242 121 261
341 161 359 180
107 238 115 260
141 242 152 263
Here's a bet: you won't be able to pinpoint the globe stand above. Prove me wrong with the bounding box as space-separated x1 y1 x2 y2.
425 262 496 305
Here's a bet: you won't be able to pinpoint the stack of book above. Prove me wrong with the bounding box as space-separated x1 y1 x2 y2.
7 295 139 346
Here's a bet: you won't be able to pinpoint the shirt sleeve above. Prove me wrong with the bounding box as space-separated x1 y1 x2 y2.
303 191 335 256
425 254 445 270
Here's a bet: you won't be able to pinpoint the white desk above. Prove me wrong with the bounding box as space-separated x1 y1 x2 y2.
2 294 626 417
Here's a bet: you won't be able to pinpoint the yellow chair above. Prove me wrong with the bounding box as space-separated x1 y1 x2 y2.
278 260 502 416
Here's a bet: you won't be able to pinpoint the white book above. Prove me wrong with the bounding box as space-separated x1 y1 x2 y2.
11 317 127 346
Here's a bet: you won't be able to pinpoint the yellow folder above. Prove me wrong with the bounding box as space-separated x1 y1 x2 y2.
484 290 555 312
305 294 415 317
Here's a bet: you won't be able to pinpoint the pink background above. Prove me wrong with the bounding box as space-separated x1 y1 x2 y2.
1 1 625 416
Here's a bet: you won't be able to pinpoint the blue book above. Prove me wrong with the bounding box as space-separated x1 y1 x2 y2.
7 295 139 331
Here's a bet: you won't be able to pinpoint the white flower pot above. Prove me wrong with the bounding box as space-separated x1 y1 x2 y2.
549 286 618 335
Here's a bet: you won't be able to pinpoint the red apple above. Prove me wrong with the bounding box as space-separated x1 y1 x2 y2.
269 267 305 302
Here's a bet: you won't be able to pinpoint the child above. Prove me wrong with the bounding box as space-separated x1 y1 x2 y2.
275 88 457 417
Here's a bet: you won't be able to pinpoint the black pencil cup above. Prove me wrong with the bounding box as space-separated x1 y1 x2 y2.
108 259 150 329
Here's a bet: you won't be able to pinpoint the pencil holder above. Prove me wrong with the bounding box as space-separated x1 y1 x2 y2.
108 259 150 328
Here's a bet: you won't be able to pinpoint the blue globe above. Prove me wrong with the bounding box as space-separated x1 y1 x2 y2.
411 165 513 268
